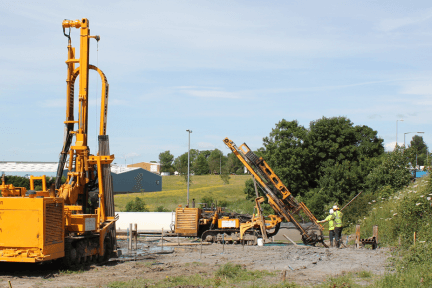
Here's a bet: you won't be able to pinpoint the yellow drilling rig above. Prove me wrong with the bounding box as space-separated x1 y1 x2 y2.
0 18 119 266
224 138 327 246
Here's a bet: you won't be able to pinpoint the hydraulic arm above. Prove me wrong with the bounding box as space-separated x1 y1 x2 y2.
224 138 326 246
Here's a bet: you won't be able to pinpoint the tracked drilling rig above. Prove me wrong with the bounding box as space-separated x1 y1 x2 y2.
0 18 118 266
223 138 327 247
174 198 282 245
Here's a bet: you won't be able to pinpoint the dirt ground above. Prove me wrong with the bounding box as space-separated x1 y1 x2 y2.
0 237 390 288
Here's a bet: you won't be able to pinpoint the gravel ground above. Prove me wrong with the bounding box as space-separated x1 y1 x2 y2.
0 237 389 287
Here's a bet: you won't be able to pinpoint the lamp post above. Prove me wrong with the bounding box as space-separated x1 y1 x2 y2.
186 129 192 207
404 132 424 148
396 119 404 146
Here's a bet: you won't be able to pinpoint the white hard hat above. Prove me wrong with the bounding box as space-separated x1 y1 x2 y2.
333 205 339 210
329 209 334 214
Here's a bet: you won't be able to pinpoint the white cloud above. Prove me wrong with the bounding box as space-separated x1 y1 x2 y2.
196 142 216 150
384 141 397 152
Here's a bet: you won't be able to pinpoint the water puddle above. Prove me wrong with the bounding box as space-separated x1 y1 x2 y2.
116 238 173 260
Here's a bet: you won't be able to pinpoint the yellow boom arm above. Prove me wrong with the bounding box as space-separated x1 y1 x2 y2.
224 137 326 246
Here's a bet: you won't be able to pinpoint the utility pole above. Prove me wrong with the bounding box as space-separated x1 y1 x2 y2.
186 130 192 207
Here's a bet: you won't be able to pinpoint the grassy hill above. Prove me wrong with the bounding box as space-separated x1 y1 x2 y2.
354 175 432 287
114 174 252 212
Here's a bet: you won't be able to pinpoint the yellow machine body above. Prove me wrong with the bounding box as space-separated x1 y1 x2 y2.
0 197 64 263
174 207 201 236
218 218 240 229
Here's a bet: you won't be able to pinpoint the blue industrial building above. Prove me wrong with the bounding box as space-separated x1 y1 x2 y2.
63 166 162 194
111 168 162 194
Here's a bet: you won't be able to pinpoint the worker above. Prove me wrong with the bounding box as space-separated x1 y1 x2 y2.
331 205 343 248
317 209 335 247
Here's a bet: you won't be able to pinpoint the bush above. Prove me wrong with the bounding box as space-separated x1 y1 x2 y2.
220 173 230 184
366 148 412 191
125 197 149 212
155 206 169 212
200 195 228 208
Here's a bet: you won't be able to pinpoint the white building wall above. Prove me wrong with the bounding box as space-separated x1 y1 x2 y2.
115 212 175 232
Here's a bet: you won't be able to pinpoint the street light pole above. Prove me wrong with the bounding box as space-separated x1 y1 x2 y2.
396 119 404 146
186 129 192 207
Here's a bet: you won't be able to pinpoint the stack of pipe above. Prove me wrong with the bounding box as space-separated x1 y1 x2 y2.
98 135 115 217
98 135 116 250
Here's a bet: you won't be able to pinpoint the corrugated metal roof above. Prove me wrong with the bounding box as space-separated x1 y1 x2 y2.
0 162 59 172
0 162 139 174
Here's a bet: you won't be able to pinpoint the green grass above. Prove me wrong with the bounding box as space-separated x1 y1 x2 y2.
107 262 276 288
357 176 432 246
316 272 362 288
358 270 373 278
114 175 251 212
59 269 85 275
353 175 432 287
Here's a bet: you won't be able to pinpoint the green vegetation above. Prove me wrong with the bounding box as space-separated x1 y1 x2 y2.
160 146 244 176
125 197 149 212
353 175 432 287
114 175 253 212
405 134 429 167
107 262 275 287
59 269 85 275
158 150 174 174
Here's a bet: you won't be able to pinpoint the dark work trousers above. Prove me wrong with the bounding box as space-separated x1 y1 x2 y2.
329 230 335 246
334 227 343 247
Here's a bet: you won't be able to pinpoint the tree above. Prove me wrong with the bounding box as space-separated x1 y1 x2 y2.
208 149 226 174
406 135 428 167
173 153 188 174
159 150 174 173
366 147 412 192
307 117 384 180
262 119 311 197
193 153 209 175
125 197 149 212
200 150 212 159
226 153 243 174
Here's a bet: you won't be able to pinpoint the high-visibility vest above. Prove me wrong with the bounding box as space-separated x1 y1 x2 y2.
331 211 343 227
324 215 335 230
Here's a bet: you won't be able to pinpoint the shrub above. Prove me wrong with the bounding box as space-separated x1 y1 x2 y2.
215 263 243 279
125 197 149 212
366 148 412 191
155 206 169 212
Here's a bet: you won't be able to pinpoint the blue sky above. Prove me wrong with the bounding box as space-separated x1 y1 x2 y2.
1 1 431 165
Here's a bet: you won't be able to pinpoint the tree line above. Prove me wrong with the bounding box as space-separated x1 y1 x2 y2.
159 149 245 176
